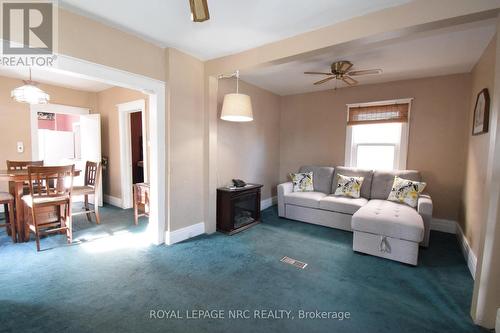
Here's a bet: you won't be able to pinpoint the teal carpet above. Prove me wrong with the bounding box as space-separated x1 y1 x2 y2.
0 205 486 333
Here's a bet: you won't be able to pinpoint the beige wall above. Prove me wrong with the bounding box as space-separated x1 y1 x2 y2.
280 74 471 220
217 79 281 200
59 9 165 81
96 87 149 199
0 75 97 192
166 48 205 231
460 37 496 256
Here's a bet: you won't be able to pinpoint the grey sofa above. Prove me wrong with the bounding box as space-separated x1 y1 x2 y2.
277 166 433 265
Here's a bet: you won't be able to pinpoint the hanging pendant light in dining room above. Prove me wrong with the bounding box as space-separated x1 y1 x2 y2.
220 70 253 122
11 67 50 105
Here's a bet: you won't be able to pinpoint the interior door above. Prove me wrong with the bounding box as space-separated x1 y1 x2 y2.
80 114 103 206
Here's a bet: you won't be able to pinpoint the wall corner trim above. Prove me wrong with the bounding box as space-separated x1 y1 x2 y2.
166 222 205 245
456 223 477 279
103 195 123 208
261 196 277 211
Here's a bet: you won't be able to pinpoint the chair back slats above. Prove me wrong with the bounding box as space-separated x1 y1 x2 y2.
84 161 100 187
7 160 43 170
27 165 75 198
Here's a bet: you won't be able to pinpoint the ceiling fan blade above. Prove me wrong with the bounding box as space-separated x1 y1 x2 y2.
313 76 335 85
304 71 333 75
348 69 383 76
342 76 358 86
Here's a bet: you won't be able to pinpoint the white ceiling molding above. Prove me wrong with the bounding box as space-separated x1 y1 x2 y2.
0 65 113 92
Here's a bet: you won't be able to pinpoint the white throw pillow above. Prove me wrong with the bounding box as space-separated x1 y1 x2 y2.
334 174 364 198
289 172 314 192
387 176 426 208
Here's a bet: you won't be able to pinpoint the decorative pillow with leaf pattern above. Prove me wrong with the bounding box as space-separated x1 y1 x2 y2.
289 172 314 192
387 176 426 207
334 174 364 198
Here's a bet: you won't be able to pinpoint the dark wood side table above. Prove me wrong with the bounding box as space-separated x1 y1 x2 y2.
217 184 263 235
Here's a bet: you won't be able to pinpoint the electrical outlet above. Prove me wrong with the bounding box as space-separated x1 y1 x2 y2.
16 141 24 153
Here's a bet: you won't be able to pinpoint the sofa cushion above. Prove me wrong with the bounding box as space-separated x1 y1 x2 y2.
352 199 424 242
333 174 364 198
332 166 373 199
299 166 335 194
290 172 314 192
319 195 368 215
284 192 327 209
387 176 427 208
370 170 421 200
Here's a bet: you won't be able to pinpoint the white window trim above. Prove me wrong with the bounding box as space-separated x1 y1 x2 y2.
344 98 412 170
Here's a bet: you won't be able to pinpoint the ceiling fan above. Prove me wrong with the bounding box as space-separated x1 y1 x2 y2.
304 61 382 87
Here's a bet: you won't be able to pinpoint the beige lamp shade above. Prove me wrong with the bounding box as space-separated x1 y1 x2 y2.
220 93 253 122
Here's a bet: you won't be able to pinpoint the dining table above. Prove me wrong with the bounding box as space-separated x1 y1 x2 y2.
0 168 80 243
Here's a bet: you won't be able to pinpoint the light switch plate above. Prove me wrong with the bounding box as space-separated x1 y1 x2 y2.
16 141 24 153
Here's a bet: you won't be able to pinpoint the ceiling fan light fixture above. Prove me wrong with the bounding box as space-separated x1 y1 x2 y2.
332 60 353 74
189 0 210 22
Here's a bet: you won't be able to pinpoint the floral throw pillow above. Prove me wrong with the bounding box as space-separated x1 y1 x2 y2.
387 176 426 207
290 172 314 192
334 174 364 198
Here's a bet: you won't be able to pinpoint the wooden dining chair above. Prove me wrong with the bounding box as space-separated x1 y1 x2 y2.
22 165 74 251
72 161 101 224
0 192 16 242
6 160 44 170
7 160 44 194
133 182 150 225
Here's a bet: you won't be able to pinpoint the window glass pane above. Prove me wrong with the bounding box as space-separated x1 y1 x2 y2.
356 145 395 170
352 123 401 144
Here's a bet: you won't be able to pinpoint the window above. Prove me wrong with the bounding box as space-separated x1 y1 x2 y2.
345 99 411 170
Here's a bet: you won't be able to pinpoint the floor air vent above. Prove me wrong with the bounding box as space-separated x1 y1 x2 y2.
280 256 308 269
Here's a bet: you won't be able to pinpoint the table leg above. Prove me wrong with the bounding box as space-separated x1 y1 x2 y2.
10 181 26 242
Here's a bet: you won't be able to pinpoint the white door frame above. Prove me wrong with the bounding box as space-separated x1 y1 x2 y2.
117 99 147 209
49 54 166 245
30 103 90 160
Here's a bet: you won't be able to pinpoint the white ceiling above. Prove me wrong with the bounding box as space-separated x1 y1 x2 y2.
241 20 497 95
59 0 411 60
0 66 113 92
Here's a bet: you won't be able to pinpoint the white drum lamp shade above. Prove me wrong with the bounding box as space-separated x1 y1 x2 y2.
220 93 253 122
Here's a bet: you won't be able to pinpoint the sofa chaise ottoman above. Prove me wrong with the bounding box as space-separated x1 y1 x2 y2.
352 200 424 265
277 166 432 265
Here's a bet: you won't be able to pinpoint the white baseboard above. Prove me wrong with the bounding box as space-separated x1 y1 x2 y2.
166 222 205 246
456 223 477 279
496 308 500 333
431 218 457 234
261 196 277 210
103 195 122 208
